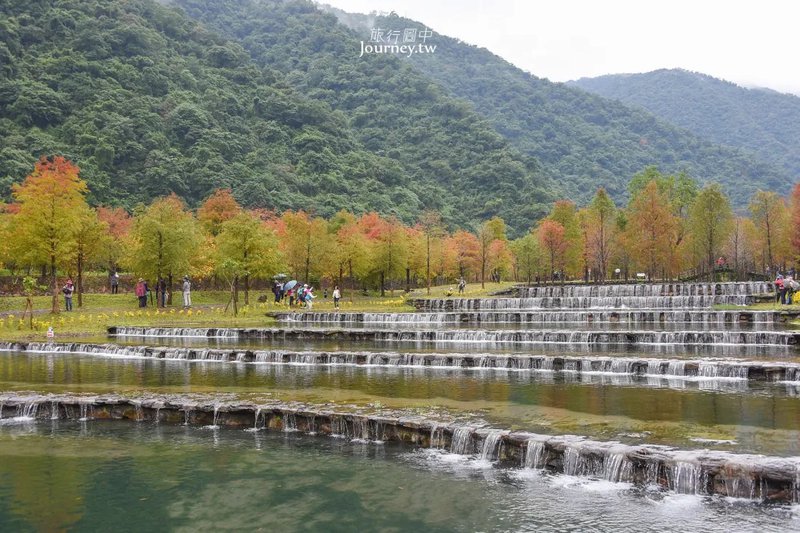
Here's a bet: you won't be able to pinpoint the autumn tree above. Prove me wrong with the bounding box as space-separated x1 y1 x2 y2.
585 188 616 281
71 205 109 307
215 211 283 310
96 206 132 272
477 217 507 288
125 194 202 303
198 188 242 237
11 156 88 313
626 181 676 280
418 210 445 294
367 215 409 296
332 211 372 301
547 201 582 278
449 230 480 281
791 184 800 264
725 217 757 279
687 184 734 279
749 190 788 271
279 211 330 283
537 219 566 283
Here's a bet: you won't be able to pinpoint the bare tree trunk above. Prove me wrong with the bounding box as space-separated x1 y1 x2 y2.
77 250 83 307
50 253 58 314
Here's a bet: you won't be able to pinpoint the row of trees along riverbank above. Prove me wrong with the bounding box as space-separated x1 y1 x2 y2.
1 157 799 312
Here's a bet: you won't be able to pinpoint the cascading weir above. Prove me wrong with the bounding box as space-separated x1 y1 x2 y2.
4 341 800 382
410 281 775 311
1 392 797 503
107 326 800 347
272 309 791 326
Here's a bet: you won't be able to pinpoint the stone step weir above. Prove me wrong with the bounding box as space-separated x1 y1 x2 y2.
6 341 800 381
411 295 758 311
517 282 773 298
0 393 797 503
273 310 792 326
108 326 800 347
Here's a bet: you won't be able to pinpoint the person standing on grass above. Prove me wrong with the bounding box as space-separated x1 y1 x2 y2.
182 276 192 309
135 278 147 308
62 279 74 311
333 285 341 310
157 277 167 307
305 287 315 310
110 270 119 294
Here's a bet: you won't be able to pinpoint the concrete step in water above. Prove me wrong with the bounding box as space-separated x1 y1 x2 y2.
516 282 774 298
6 341 800 381
1 392 797 503
411 295 760 311
272 310 795 326
108 326 800 347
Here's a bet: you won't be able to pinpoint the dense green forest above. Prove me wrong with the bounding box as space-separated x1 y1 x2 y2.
570 69 800 183
168 0 557 233
0 0 555 235
324 8 794 205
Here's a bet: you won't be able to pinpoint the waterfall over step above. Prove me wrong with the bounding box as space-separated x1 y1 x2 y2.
2 392 798 503
275 310 783 326
413 281 774 311
5 341 800 382
107 326 800 347
413 295 756 311
518 282 773 298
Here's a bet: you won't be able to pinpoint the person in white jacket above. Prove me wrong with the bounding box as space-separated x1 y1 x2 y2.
182 276 192 309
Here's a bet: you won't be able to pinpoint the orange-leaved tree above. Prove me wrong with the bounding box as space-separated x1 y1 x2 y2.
12 156 88 313
537 219 566 283
626 180 677 280
198 188 242 237
791 184 800 265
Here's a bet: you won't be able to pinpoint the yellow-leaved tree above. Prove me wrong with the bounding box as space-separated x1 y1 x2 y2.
11 156 89 313
125 194 202 304
215 211 284 310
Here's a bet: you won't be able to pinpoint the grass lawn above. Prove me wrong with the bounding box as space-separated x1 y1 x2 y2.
0 282 516 341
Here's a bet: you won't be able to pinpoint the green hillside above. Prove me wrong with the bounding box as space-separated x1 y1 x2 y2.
0 0 554 233
570 69 800 183
169 0 557 233
324 9 794 206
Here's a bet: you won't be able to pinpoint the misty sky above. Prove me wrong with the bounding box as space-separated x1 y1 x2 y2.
321 0 800 95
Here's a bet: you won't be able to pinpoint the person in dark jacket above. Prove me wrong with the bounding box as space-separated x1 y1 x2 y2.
62 279 75 311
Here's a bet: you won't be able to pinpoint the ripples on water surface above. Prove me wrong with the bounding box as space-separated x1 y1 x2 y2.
0 422 797 532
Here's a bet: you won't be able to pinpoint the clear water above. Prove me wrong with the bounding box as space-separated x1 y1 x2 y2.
0 422 796 532
1 351 800 456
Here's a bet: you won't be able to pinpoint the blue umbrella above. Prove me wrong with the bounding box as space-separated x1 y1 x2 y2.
283 280 298 291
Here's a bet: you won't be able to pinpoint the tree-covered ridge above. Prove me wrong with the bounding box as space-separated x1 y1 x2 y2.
569 69 800 182
169 0 557 235
324 9 793 207
0 0 542 230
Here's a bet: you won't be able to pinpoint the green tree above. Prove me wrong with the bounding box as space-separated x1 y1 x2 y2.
125 194 202 303
688 184 734 279
215 211 283 310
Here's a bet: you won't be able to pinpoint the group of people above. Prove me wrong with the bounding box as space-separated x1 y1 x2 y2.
775 273 799 304
272 281 342 310
133 276 192 309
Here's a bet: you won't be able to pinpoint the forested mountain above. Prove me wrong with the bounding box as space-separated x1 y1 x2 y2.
570 69 800 183
0 0 554 234
168 0 556 233
323 8 794 206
